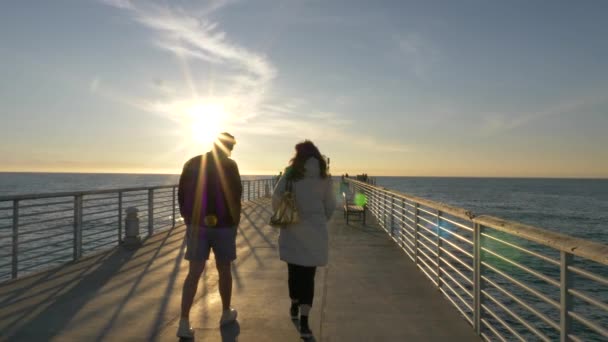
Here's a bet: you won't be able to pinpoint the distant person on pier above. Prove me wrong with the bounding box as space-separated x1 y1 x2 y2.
176 132 243 339
272 140 336 339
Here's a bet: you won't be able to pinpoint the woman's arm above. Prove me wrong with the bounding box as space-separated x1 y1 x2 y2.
323 178 337 220
271 173 287 211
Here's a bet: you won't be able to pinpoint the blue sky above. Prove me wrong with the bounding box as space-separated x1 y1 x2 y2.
1 0 607 177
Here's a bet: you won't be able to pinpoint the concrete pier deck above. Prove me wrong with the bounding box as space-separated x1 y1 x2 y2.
0 198 478 341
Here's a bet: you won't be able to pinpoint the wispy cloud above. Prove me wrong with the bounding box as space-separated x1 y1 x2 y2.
396 33 439 80
480 93 607 135
98 0 406 153
100 0 275 118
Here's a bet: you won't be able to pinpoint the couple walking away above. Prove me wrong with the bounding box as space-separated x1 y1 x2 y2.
176 132 336 340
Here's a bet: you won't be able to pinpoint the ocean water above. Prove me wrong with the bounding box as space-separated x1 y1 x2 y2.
0 172 269 196
374 177 608 243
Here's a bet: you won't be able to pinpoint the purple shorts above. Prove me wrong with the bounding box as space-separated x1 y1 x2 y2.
185 225 237 262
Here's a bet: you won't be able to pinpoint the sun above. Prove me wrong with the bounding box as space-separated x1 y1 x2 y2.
186 102 229 149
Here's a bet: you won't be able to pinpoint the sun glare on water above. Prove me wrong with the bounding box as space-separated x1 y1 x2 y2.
186 102 229 149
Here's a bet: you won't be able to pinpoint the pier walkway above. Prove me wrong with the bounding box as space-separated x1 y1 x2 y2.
0 198 478 341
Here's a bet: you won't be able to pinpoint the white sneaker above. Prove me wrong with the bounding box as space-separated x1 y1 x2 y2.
176 318 194 339
220 308 238 326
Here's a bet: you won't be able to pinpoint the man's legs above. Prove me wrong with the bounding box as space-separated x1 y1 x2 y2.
211 227 238 325
215 259 232 311
181 260 205 319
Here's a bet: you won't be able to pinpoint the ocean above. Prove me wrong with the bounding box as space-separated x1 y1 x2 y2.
1 173 606 242
374 176 608 243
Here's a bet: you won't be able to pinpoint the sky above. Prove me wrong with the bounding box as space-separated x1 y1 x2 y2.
0 0 607 177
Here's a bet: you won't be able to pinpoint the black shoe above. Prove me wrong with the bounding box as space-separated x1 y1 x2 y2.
300 315 312 339
290 303 299 320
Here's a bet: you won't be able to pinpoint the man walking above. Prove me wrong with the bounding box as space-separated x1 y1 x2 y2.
176 132 242 339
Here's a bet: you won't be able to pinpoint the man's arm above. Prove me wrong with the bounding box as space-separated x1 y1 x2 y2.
223 159 242 226
177 159 192 218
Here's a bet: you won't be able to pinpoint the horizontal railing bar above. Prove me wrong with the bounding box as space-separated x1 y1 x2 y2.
482 262 560 309
417 222 438 239
439 236 474 259
120 198 148 205
152 199 174 206
417 239 439 262
568 288 608 312
82 229 117 240
18 244 72 263
417 214 437 228
84 232 119 243
401 213 415 225
439 287 474 326
439 255 474 286
568 311 608 337
417 206 436 217
399 239 416 259
482 247 560 287
82 215 118 225
416 248 438 273
482 318 507 342
475 215 608 265
18 222 72 236
18 215 73 227
83 193 118 199
417 260 439 287
83 207 120 216
19 237 72 254
440 215 473 232
82 202 118 210
399 226 416 244
439 226 473 246
0 185 178 201
482 232 559 266
482 275 560 329
568 265 608 286
439 244 474 273
16 200 73 209
417 229 439 249
82 223 117 235
483 289 551 341
18 207 73 218
568 334 583 342
440 265 473 299
154 205 174 211
19 254 73 272
481 303 527 342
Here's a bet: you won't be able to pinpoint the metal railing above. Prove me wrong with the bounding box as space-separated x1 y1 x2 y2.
346 178 608 342
0 178 277 283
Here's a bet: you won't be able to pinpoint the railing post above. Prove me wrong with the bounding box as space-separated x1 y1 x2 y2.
172 186 176 227
560 251 573 342
390 196 395 238
414 203 420 266
474 222 483 335
12 199 19 279
401 198 407 249
148 189 154 236
73 195 83 260
247 181 251 201
118 192 123 244
436 210 442 288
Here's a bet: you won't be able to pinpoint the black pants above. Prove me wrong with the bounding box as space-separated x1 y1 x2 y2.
287 263 317 306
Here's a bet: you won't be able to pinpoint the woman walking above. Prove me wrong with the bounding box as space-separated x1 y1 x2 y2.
272 140 336 339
